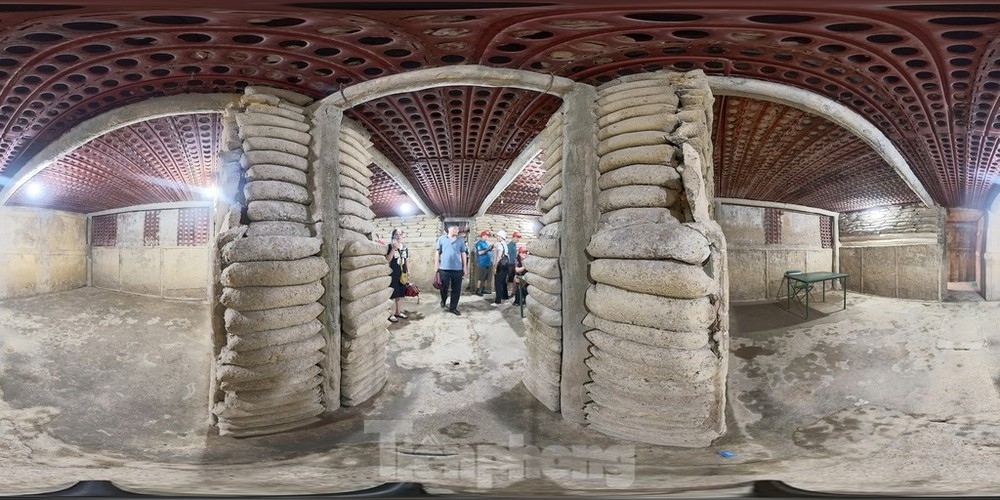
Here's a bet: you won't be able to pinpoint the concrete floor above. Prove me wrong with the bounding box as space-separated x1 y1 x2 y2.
1 286 1000 496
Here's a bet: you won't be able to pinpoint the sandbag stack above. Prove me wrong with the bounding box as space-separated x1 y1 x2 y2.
336 124 391 406
522 116 565 411
582 72 728 447
211 87 330 437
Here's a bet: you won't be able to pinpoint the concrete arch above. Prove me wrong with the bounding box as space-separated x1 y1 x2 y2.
313 65 593 422
706 75 935 209
316 65 578 110
0 93 238 207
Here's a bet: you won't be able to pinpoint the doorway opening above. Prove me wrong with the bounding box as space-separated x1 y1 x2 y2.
946 208 984 300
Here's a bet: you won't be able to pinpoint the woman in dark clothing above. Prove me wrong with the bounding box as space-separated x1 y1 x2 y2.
386 228 409 322
512 245 529 306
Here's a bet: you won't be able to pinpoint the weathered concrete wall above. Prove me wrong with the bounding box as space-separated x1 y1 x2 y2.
718 204 834 302
583 71 728 447
91 208 211 300
0 207 86 299
210 87 329 437
839 204 945 301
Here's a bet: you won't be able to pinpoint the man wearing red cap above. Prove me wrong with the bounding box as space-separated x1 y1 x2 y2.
474 229 493 296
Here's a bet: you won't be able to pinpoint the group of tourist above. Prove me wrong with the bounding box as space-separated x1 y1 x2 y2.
383 223 528 321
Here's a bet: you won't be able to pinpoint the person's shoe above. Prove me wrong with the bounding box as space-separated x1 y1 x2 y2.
475 289 483 296
449 308 461 316
512 301 521 306
440 300 447 308
484 290 492 295
388 315 399 323
395 312 407 319
492 302 500 307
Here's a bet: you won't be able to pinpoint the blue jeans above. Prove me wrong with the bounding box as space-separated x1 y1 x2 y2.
439 269 463 310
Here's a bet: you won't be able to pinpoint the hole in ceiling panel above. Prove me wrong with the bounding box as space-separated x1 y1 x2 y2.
248 17 306 27
141 16 209 25
826 23 874 32
292 2 553 9
747 14 816 24
941 30 983 39
928 17 1000 25
178 33 212 43
62 21 118 31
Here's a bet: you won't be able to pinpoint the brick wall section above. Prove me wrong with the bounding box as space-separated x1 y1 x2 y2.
764 208 782 244
840 203 942 236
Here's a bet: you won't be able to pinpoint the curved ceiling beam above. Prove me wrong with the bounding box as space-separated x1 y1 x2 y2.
707 75 935 210
0 94 238 207
316 66 577 110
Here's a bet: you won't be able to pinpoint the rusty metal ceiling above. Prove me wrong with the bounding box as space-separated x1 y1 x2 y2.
1 1 999 216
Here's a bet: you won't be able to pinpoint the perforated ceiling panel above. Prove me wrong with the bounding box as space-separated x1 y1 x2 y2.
5 113 219 213
367 163 420 219
2 2 1000 214
347 86 560 217
712 96 921 213
484 154 545 216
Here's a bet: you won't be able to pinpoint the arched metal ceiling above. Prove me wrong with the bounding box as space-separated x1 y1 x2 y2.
1 1 998 216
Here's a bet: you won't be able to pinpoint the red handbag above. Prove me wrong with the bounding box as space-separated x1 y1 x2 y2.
432 271 442 290
405 282 420 297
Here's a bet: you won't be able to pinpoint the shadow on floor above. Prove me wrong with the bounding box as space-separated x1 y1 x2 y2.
729 301 832 332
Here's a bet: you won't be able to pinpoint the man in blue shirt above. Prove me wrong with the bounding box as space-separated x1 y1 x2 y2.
434 223 469 315
474 230 493 296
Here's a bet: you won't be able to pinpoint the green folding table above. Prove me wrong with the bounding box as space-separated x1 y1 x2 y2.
785 271 849 319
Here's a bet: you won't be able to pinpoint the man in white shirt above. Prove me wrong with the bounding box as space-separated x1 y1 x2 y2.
491 230 510 306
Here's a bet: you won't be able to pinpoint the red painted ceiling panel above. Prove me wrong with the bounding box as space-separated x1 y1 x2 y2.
1 2 998 214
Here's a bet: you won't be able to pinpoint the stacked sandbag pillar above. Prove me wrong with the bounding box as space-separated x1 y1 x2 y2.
583 71 729 447
211 87 330 437
522 116 565 411
337 122 391 406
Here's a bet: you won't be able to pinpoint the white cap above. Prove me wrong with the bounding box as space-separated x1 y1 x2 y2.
496 230 507 239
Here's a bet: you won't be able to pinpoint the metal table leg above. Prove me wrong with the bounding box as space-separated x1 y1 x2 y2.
842 276 847 311
804 279 810 319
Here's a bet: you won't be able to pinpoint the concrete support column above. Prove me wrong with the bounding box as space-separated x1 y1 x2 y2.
558 85 600 424
310 104 344 410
